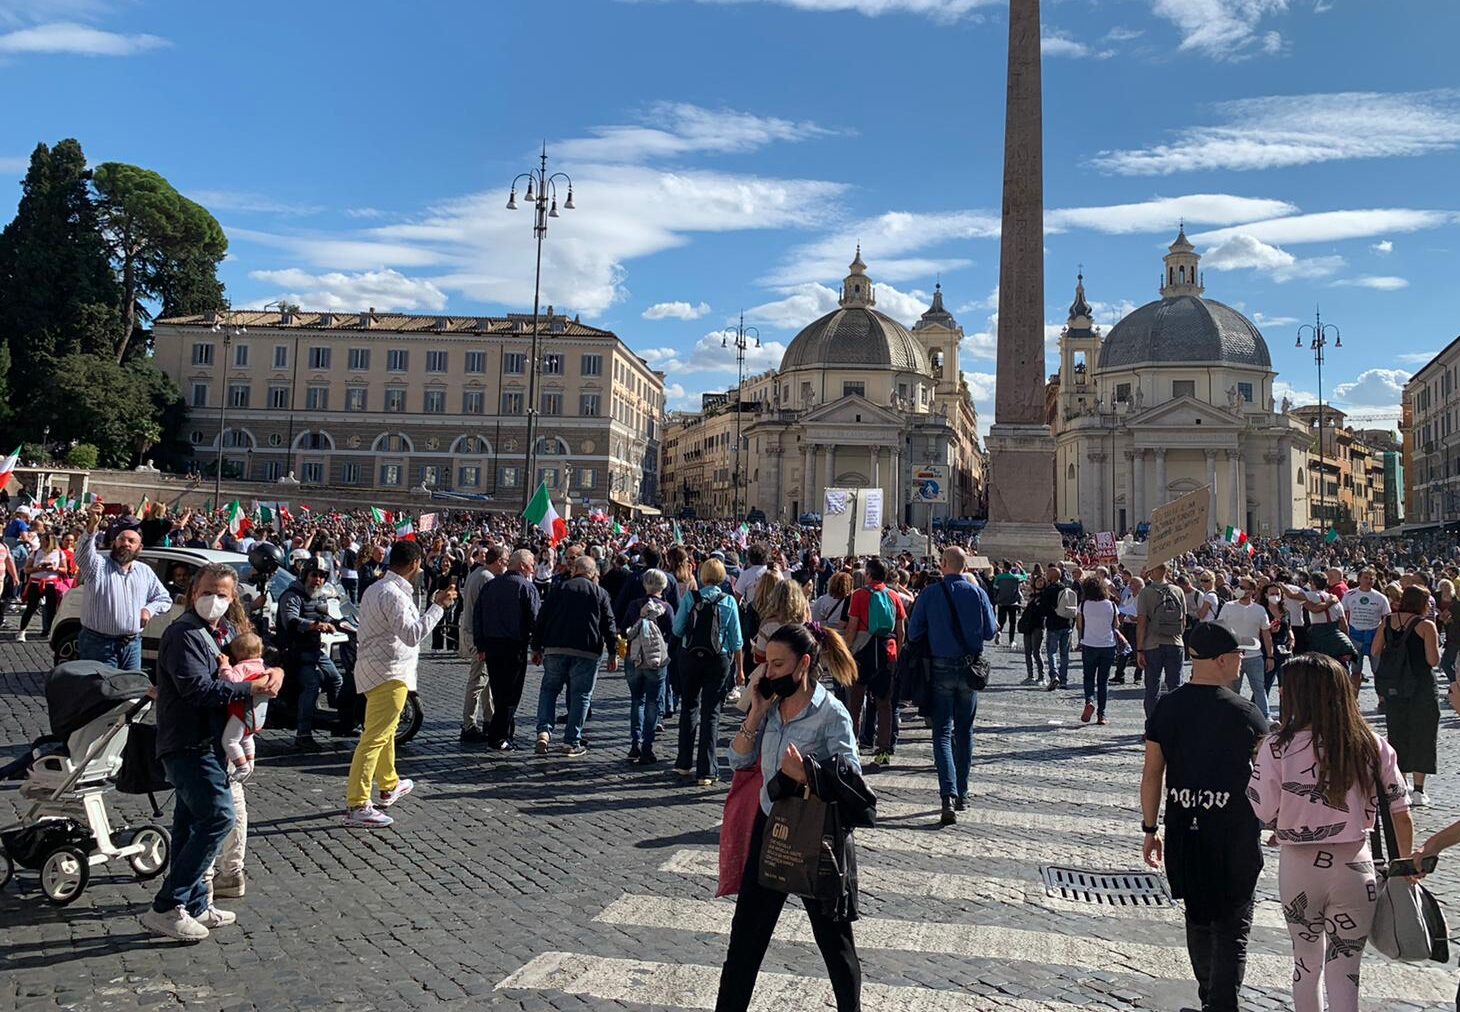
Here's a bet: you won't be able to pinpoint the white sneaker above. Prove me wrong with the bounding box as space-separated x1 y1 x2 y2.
378 778 414 808
140 905 209 942
343 804 394 828
15 630 25 643
229 762 253 784
726 687 742 704
195 906 237 929
1410 789 1432 808
212 871 245 899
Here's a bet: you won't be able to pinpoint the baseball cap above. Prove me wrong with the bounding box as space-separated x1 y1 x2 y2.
1186 622 1240 660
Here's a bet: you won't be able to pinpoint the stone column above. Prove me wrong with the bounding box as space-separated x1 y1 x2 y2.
1124 449 1136 532
1228 449 1241 525
823 444 837 496
1278 444 1293 532
1154 448 1168 509
1267 450 1284 535
1205 449 1219 531
871 447 882 488
803 442 816 515
1237 449 1248 531
1133 449 1146 521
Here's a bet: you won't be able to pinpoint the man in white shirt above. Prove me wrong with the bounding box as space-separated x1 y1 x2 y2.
1343 568 1391 680
345 539 456 829
732 543 769 600
1214 578 1275 721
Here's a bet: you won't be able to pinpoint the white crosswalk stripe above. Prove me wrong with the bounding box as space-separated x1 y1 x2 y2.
593 893 1456 1003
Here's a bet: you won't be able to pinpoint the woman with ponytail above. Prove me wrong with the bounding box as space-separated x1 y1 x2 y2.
717 622 862 1011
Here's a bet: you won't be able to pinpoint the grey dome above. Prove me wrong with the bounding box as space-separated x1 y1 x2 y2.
781 307 929 373
1098 295 1271 370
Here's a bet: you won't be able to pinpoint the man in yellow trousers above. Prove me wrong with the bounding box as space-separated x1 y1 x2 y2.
345 538 456 828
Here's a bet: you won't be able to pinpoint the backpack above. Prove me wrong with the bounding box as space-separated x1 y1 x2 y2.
1150 584 1185 638
1055 585 1079 621
627 601 670 670
867 588 897 637
1375 619 1425 701
684 590 723 664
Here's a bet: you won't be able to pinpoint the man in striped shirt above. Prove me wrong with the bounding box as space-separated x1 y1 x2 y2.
75 503 174 671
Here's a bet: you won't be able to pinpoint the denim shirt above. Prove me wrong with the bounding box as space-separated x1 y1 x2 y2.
730 681 860 814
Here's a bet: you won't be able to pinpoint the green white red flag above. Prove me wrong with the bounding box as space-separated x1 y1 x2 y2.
524 482 567 546
370 507 388 524
226 500 251 537
1222 526 1248 546
0 446 19 487
394 516 415 539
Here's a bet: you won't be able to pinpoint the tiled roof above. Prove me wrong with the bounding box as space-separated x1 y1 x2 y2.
781 306 929 373
156 309 615 338
1098 296 1271 370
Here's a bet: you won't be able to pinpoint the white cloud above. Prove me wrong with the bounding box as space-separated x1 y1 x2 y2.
1192 209 1454 246
1396 351 1438 365
556 102 838 164
1333 368 1411 409
1371 240 1394 254
0 20 167 56
1149 0 1289 59
189 190 321 216
1093 89 1460 175
246 268 448 312
747 283 841 330
345 207 386 219
639 328 788 376
643 300 712 320
767 210 994 287
1272 380 1317 409
1332 275 1409 291
1105 26 1144 42
0 155 27 174
1041 31 1113 60
680 0 998 21
1201 234 1344 281
1047 194 1296 234
962 371 997 438
1251 311 1300 328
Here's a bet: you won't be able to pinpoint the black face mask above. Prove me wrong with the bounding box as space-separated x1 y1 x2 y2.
758 673 801 699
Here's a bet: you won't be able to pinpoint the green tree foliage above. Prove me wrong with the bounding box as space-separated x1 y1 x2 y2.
66 443 99 470
91 162 229 362
40 354 180 468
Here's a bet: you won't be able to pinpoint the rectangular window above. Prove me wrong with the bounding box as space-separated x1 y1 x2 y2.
191 383 209 407
263 460 284 481
268 385 289 409
842 382 865 398
426 350 447 373
379 464 401 487
387 349 408 372
1115 383 1132 403
301 462 323 484
423 390 446 413
345 387 367 412
1172 380 1196 399
340 462 361 485
305 385 329 410
800 382 813 403
233 344 249 368
581 353 602 376
577 468 596 489
542 353 564 375
540 392 563 415
503 352 525 374
191 342 214 366
465 350 486 373
501 391 523 414
463 390 485 414
348 347 370 370
539 467 559 489
458 466 480 488
500 465 519 489
421 465 444 487
579 393 600 416
308 346 331 370
385 389 406 413
1238 382 1254 403
273 344 288 369
228 384 250 408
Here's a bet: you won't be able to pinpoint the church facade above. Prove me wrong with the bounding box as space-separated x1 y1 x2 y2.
1052 231 1312 536
661 251 984 524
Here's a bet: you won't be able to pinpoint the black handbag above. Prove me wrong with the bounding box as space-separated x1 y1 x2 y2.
758 784 841 903
939 582 990 690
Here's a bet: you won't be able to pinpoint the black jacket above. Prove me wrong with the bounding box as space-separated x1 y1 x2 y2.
532 575 617 656
154 612 252 759
474 571 540 645
276 579 331 655
766 751 876 922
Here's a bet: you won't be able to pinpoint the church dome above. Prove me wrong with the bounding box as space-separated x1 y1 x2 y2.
1097 228 1272 370
779 248 930 373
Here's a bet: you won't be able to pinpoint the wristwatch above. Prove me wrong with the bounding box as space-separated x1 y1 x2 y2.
1141 822 1159 835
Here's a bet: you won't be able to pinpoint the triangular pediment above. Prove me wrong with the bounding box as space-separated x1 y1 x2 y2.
800 394 906 427
1130 395 1241 430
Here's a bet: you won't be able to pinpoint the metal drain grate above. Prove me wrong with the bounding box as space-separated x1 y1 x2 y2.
1039 866 1174 908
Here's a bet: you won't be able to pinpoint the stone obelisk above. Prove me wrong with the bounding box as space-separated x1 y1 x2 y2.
977 0 1065 564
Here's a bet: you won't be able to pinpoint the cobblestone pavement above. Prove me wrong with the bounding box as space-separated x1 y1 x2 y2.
2 636 1457 1011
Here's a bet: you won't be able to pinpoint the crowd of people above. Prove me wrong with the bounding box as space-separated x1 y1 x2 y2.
5 493 1460 1009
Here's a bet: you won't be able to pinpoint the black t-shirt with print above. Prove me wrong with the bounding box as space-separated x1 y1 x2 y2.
1146 683 1269 916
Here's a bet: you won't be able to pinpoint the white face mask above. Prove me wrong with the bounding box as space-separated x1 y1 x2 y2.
194 593 230 623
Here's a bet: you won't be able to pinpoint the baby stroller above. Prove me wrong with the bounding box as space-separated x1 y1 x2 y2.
0 662 171 906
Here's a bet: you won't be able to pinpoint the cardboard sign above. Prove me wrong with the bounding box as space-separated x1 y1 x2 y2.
1094 531 1117 561
1144 486 1212 567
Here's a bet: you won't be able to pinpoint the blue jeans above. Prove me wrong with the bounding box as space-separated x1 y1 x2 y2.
1143 643 1185 721
1081 645 1115 717
78 628 141 672
1240 654 1270 722
1044 627 1071 684
293 649 343 738
536 654 600 746
626 662 668 752
152 750 235 917
929 658 978 801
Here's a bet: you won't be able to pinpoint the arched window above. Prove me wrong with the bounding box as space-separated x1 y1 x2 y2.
218 428 256 449
450 434 493 455
292 430 335 451
1168 267 1174 286
1067 463 1076 480
534 436 569 456
372 431 415 454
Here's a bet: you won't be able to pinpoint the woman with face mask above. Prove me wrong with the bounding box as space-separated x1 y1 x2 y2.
140 563 282 943
718 622 861 1011
1262 579 1294 697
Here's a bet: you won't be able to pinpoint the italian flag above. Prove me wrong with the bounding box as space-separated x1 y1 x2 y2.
394 516 415 540
257 504 275 526
226 500 251 537
524 481 567 546
612 520 624 536
1222 526 1247 546
370 507 389 524
0 446 18 488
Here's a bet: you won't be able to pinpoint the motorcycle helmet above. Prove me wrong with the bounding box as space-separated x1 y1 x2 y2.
248 541 287 577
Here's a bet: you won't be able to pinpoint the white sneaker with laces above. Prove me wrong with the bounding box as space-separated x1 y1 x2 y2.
343 804 394 828
140 905 209 942
1411 788 1432 808
195 906 237 929
15 630 25 643
378 778 414 808
726 686 742 704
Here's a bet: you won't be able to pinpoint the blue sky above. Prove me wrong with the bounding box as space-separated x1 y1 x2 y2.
3 0 1456 432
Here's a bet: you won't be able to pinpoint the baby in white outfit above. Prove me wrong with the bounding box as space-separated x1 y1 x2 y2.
220 632 269 782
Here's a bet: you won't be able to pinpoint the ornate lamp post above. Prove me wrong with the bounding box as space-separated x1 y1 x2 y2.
1297 310 1341 529
211 320 245 504
506 146 575 527
722 312 760 521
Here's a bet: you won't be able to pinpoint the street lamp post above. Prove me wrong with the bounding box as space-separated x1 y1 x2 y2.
1297 310 1341 530
506 145 575 531
722 312 760 521
211 320 245 505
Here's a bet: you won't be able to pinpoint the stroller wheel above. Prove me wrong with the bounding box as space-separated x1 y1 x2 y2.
1 850 12 890
126 825 170 881
40 845 89 906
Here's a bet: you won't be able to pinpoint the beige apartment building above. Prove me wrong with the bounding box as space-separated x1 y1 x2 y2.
152 308 665 510
1402 334 1460 524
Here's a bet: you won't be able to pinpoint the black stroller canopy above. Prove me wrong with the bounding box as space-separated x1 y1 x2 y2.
45 662 152 740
